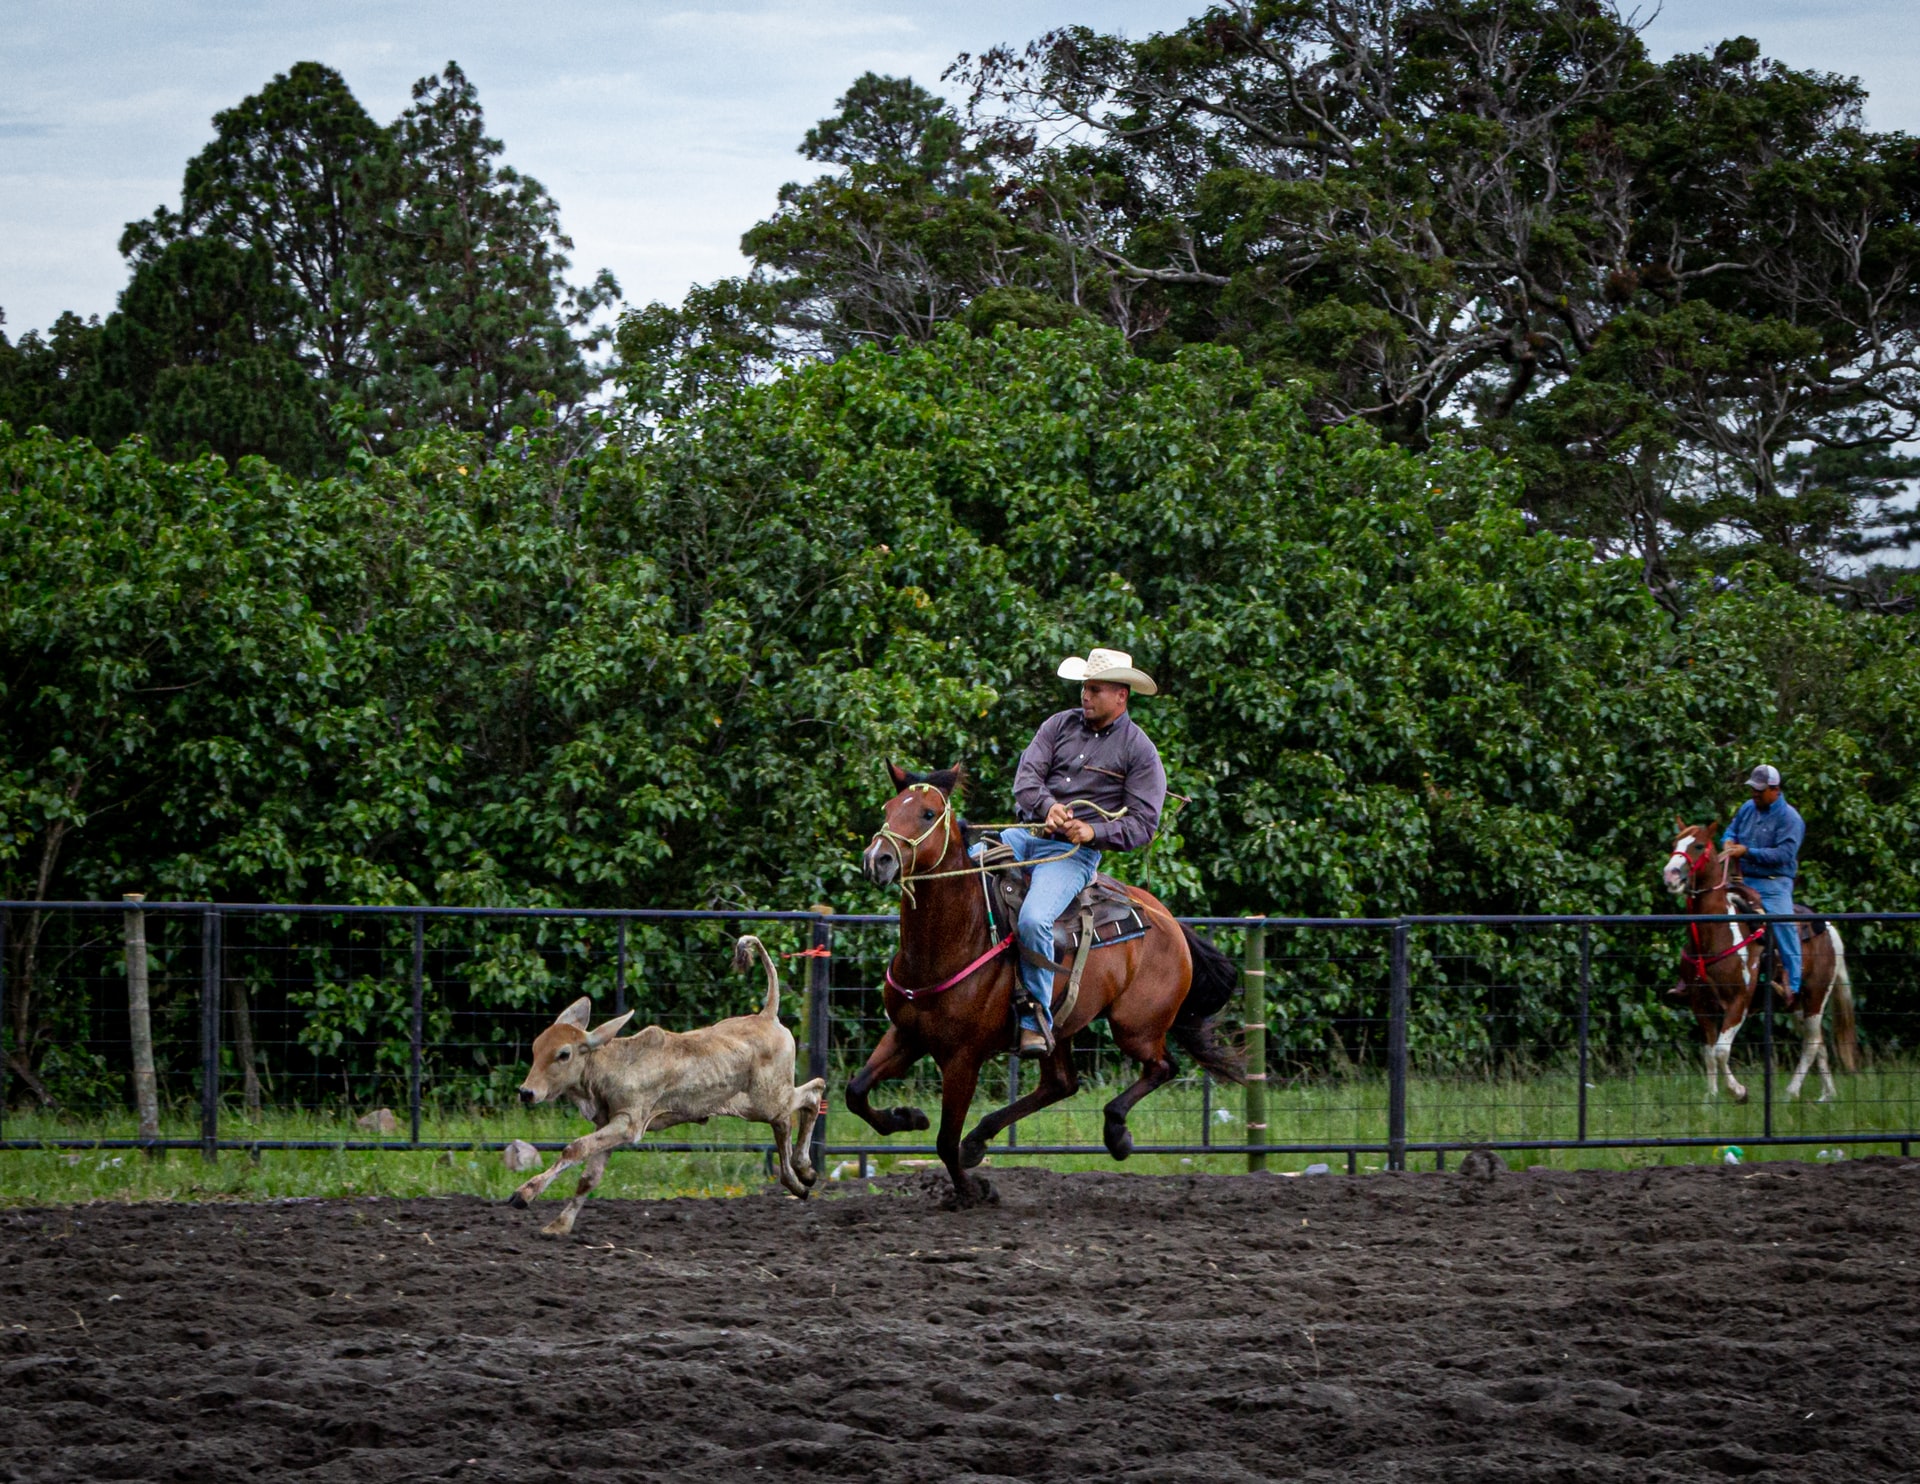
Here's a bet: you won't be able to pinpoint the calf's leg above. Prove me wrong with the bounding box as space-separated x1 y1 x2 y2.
788 1078 825 1187
511 1112 638 1210
540 1150 608 1237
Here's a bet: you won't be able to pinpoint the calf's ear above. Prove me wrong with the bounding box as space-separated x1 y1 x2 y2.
556 997 592 1030
584 1011 636 1048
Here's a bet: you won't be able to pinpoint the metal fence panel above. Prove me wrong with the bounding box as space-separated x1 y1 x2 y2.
2 902 1915 1164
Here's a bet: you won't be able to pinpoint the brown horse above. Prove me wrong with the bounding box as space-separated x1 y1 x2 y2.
1662 821 1857 1102
850 763 1242 1205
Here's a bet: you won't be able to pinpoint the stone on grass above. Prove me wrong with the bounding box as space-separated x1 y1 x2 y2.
355 1108 400 1134
502 1139 542 1172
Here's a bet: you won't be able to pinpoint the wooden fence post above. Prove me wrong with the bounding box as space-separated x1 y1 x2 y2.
1243 918 1267 1172
123 895 161 1154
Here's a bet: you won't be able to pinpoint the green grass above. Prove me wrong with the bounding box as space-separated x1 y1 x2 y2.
3 1057 1914 1206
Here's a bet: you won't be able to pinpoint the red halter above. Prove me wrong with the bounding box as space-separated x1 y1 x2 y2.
1677 838 1766 980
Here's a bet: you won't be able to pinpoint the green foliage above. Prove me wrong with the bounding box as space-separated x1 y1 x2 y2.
5 322 1918 1083
732 3 1920 590
6 321 1917 922
355 63 618 441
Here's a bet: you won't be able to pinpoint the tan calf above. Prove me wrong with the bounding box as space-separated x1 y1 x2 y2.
509 935 826 1234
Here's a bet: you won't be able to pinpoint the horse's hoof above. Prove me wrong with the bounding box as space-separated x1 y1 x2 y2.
962 1176 998 1208
901 1108 931 1133
1103 1111 1133 1161
960 1138 989 1170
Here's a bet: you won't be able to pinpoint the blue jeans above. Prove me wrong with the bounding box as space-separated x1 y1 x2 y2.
999 827 1100 1029
1750 876 1801 995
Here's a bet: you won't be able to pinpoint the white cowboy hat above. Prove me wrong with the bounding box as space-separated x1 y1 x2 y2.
1056 647 1158 695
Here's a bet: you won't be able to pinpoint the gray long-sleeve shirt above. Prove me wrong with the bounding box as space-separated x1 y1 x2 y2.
1012 709 1167 852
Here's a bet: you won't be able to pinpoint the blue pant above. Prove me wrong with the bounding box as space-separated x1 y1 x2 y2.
1750 875 1801 995
999 827 1100 1029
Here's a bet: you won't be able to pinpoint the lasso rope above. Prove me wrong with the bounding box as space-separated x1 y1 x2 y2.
867 786 1126 904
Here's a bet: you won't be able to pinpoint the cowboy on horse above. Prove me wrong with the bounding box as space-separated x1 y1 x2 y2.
995 647 1167 1054
1720 764 1806 1009
853 645 1238 1204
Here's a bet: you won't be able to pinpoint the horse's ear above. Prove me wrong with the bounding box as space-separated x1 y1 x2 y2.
886 760 909 789
948 761 967 798
1673 814 1685 832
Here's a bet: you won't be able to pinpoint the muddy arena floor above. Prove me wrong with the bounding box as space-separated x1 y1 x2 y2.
2 1162 1917 1483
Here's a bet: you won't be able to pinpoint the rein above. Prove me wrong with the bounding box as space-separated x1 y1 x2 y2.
866 786 1120 900
868 782 1120 998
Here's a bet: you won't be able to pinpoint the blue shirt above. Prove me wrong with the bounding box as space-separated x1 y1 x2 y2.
1721 796 1805 880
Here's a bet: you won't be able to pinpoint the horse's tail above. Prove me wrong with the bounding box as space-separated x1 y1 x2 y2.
733 934 781 1018
1173 925 1247 1085
1827 926 1859 1073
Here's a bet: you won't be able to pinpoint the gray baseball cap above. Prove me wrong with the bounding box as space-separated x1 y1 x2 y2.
1746 764 1781 790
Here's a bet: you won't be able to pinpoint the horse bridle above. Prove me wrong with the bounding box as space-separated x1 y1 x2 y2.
1672 834 1767 980
869 782 955 894
1676 835 1733 896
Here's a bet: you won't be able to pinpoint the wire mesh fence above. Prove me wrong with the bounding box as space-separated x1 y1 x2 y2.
3 901 1916 1168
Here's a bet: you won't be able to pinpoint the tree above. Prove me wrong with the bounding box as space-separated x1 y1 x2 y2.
717 2 1920 587
10 60 617 468
161 60 386 383
355 63 619 442
100 235 329 470
741 73 1094 350
0 310 107 444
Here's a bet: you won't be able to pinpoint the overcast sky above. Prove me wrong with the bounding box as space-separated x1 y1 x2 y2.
2 1 1916 339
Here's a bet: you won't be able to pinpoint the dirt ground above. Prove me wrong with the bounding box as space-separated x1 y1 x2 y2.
1 1160 1916 1484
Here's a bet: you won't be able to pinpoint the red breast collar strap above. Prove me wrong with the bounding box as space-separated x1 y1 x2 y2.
886 934 1014 1001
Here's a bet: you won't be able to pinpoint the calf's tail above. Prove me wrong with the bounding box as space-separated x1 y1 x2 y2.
1172 924 1247 1085
733 934 781 1017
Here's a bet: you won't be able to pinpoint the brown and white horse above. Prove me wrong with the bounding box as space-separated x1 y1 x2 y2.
1662 821 1857 1102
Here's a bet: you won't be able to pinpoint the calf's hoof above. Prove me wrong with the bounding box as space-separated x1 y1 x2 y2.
538 1217 575 1237
508 1190 531 1210
1731 1088 1750 1105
